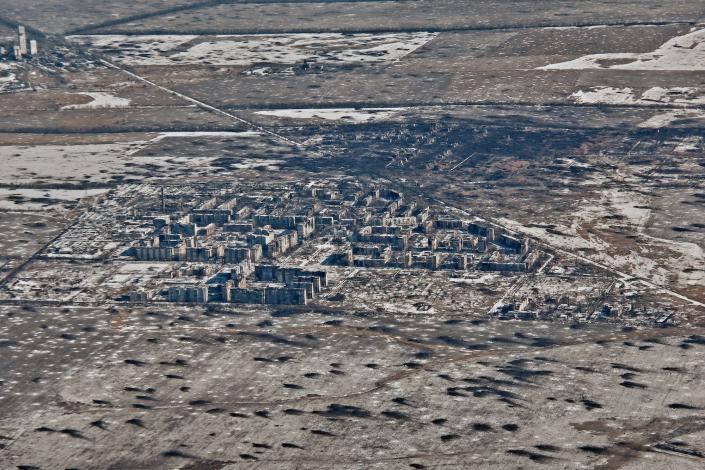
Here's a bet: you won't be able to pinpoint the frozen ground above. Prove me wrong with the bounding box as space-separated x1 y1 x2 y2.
540 27 705 71
3 304 705 469
638 110 705 128
0 211 66 280
498 186 705 294
0 142 149 185
68 32 438 67
255 108 405 123
0 188 108 211
0 63 22 92
570 86 705 106
0 131 278 185
62 91 132 110
569 87 705 127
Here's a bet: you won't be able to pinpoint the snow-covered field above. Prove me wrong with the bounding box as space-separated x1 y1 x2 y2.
570 86 705 106
67 34 197 64
570 87 638 105
499 186 705 290
0 142 149 185
674 136 704 153
539 27 705 71
62 92 131 110
255 107 405 123
0 188 109 210
0 62 22 92
0 130 287 187
568 86 705 128
537 28 705 127
150 130 261 141
68 32 438 67
639 110 705 128
126 130 263 153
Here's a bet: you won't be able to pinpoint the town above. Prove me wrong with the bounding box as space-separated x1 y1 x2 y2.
0 180 673 328
2 2 704 468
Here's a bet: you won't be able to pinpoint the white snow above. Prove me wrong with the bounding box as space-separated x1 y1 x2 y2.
246 66 271 75
0 62 20 92
125 131 262 155
62 92 131 110
640 109 705 128
255 108 404 123
0 188 109 210
568 86 705 127
67 34 197 62
570 86 705 106
674 136 704 153
539 27 705 71
605 188 650 227
638 111 683 128
500 185 705 291
0 142 149 185
640 87 705 105
68 32 438 67
152 131 261 141
230 159 282 170
546 28 705 128
570 87 637 105
449 274 498 285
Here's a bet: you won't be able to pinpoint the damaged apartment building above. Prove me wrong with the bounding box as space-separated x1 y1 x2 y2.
127 188 323 305
119 180 544 306
327 189 543 273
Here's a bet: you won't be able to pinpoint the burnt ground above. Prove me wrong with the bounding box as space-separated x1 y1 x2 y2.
4 304 705 469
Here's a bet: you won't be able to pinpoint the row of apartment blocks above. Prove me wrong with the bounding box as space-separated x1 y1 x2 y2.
336 218 540 272
166 265 327 305
338 249 539 272
299 186 416 229
350 228 488 252
349 219 527 251
131 218 306 262
337 248 472 270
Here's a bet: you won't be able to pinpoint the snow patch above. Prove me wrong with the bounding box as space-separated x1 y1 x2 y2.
69 32 438 67
571 87 637 105
568 86 705 128
639 110 705 128
570 86 705 106
0 188 109 210
449 274 498 285
0 62 21 92
539 28 705 71
62 92 131 110
674 136 704 153
0 143 149 185
255 108 404 123
152 131 261 141
125 131 262 155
